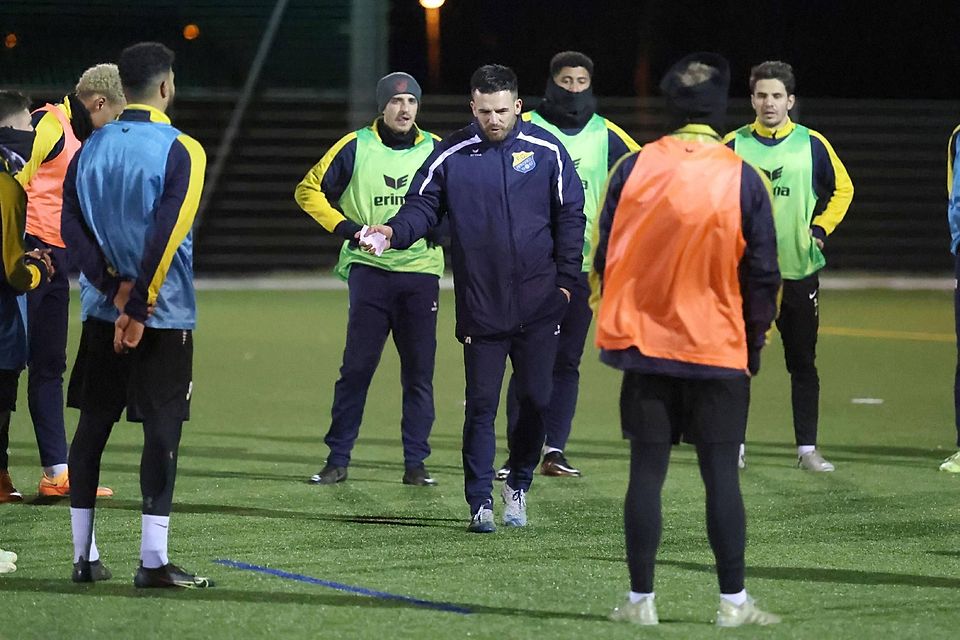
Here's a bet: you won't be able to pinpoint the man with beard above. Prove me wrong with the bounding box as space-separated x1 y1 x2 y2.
497 51 639 480
12 64 124 500
362 64 585 532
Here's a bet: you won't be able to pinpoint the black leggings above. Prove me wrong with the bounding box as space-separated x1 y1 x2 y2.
69 410 183 515
0 410 9 470
624 440 745 594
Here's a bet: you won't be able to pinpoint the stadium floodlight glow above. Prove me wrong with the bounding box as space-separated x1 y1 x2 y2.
183 24 201 40
4 33 17 49
420 1 444 89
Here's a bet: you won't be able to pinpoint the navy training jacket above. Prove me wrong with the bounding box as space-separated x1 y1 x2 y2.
387 118 585 340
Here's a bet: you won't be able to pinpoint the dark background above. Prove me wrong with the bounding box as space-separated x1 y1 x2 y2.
2 0 959 273
2 1 958 99
391 0 960 99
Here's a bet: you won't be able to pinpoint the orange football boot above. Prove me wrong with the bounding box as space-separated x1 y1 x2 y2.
38 470 114 498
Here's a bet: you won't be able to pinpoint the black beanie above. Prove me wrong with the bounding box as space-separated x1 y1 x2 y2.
376 72 422 113
659 52 730 132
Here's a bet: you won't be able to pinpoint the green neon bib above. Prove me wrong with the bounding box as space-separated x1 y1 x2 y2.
529 111 609 271
733 124 825 279
335 126 443 280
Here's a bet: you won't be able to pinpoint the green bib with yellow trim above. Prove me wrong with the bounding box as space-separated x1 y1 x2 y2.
733 124 825 279
529 111 608 271
335 126 443 280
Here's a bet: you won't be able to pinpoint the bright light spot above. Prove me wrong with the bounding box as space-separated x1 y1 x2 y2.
4 33 17 49
183 24 200 40
419 0 445 8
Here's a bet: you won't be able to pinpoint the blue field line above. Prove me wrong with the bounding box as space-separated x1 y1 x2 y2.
214 559 473 615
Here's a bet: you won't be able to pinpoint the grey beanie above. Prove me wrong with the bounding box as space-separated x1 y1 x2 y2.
376 72 422 113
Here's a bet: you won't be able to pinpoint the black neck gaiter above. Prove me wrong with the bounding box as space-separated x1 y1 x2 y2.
537 81 597 130
377 117 417 150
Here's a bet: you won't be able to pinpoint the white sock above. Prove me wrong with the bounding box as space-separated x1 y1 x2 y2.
629 591 654 603
797 445 816 457
721 589 747 606
44 464 68 478
70 507 99 563
543 446 562 456
140 515 170 569
739 443 745 457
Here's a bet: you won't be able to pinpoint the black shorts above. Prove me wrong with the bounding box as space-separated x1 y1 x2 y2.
67 319 193 423
0 369 20 411
619 372 749 444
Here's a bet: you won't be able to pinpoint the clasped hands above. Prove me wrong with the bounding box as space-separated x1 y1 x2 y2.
112 281 154 354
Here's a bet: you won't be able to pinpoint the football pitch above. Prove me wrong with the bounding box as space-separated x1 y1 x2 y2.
1 286 958 639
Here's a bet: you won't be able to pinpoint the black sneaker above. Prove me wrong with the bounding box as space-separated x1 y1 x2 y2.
402 466 438 486
72 558 112 583
494 462 510 482
540 451 581 477
134 562 215 589
308 464 348 485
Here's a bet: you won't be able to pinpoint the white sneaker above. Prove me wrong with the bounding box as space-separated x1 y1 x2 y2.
716 596 781 627
0 561 15 574
501 482 527 527
798 450 835 472
939 450 960 472
466 503 495 533
609 596 658 625
0 549 17 564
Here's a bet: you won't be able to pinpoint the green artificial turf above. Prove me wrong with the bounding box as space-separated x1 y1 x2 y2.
1 287 957 639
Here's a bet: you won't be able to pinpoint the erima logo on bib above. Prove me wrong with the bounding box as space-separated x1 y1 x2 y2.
383 175 408 190
761 166 783 181
512 151 536 174
375 174 410 206
760 166 790 196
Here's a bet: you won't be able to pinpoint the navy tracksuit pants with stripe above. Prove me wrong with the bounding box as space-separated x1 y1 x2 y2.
462 296 566 513
325 265 438 470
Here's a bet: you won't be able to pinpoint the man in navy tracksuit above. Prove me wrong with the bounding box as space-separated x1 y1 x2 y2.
364 64 585 532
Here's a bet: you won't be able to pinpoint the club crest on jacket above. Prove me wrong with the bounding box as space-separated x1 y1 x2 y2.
512 151 536 174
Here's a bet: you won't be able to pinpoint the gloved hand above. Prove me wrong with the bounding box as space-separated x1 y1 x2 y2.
424 218 449 249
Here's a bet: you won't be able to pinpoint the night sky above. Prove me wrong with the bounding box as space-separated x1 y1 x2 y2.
389 0 960 100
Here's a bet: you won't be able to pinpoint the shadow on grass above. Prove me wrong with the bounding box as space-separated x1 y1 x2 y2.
587 556 960 589
0 577 608 622
11 440 466 471
21 499 463 529
192 431 466 446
